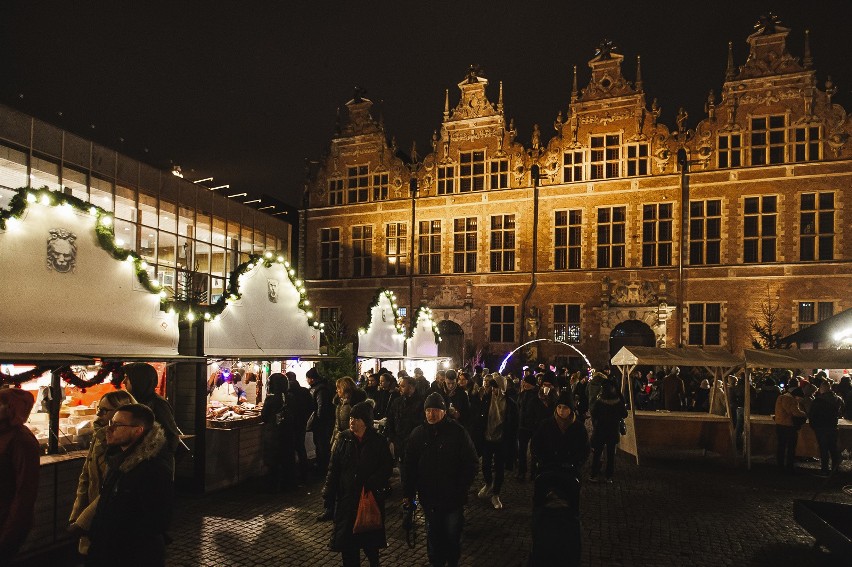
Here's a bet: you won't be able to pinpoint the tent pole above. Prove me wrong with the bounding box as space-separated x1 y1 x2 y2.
745 369 752 470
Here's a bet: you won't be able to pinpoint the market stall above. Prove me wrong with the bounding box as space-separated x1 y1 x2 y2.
403 306 449 379
356 289 406 376
201 254 322 491
610 346 742 465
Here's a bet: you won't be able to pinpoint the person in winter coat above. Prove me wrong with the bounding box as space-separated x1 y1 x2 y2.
403 393 478 567
436 369 471 426
589 381 628 482
374 374 398 421
384 376 424 463
333 378 368 446
119 363 180 474
287 372 316 485
516 374 539 481
69 390 136 555
809 381 846 474
475 373 518 510
261 373 296 493
86 404 173 567
662 367 685 411
307 367 335 476
774 388 807 472
0 387 40 562
530 390 590 480
323 401 393 567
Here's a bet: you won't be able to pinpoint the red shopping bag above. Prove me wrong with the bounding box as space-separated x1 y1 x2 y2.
352 487 382 534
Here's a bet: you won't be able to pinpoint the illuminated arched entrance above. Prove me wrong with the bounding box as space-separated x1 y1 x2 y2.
609 319 656 360
498 338 592 375
437 319 464 369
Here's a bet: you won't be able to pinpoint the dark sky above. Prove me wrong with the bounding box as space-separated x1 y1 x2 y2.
2 1 850 208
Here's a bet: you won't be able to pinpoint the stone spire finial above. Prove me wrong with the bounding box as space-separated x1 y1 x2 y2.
635 55 643 92
571 65 578 103
443 89 450 120
725 41 735 81
803 29 813 69
497 81 504 114
334 107 342 135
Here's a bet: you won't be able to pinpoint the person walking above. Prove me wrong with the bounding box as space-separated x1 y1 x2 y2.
774 387 807 473
68 390 136 555
516 373 538 481
261 373 296 492
287 372 316 485
475 373 518 509
588 381 628 483
530 390 590 481
808 380 846 475
662 366 685 411
403 393 478 567
85 404 173 567
384 376 424 466
323 401 393 567
307 367 335 476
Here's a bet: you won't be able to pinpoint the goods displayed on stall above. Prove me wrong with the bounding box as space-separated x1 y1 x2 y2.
206 362 265 428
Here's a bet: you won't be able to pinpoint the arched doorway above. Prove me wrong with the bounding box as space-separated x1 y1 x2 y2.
437 320 464 368
609 319 656 360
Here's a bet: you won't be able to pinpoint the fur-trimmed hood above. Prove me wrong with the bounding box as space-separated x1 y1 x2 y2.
118 422 167 473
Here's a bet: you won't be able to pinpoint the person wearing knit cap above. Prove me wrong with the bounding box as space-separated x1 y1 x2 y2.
530 386 589 483
323 398 393 566
0 388 40 560
474 373 518 510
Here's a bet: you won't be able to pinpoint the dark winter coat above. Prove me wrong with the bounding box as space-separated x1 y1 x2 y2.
123 370 180 473
436 386 471 426
322 428 393 552
531 415 590 477
590 395 628 446
403 417 478 512
809 391 845 429
261 392 295 467
474 391 519 449
384 392 424 452
0 418 39 560
86 424 173 567
288 383 316 430
518 388 540 431
333 389 368 444
308 380 335 432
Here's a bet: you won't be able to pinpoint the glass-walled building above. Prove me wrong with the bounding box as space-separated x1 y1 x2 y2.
0 103 291 303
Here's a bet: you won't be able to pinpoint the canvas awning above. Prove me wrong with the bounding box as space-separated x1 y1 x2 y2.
743 348 852 369
611 346 743 368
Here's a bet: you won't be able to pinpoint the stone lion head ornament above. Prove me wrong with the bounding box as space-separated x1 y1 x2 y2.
267 279 279 303
47 228 77 273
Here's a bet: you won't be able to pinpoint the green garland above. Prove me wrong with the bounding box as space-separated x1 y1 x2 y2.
410 305 441 341
359 288 405 336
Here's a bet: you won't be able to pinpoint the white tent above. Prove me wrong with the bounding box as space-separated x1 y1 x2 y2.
357 290 405 359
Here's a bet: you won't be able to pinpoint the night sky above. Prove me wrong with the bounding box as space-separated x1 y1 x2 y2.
2 1 850 208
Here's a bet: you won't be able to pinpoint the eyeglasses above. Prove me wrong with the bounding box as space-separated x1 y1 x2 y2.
96 407 115 416
107 420 139 429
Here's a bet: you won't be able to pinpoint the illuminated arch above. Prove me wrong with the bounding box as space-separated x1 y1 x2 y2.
497 338 592 375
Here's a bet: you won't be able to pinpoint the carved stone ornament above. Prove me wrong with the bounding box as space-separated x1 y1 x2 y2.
47 228 77 273
267 279 279 303
603 274 660 307
431 284 465 308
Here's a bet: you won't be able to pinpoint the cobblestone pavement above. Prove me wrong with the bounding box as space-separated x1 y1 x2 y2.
163 451 850 567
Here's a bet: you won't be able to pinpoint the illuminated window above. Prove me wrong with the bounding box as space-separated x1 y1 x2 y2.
459 151 486 192
372 172 388 201
750 115 786 166
800 192 834 261
590 134 620 180
688 303 721 346
347 165 369 203
320 228 340 279
642 203 673 267
689 199 721 265
418 220 441 274
563 150 584 182
626 143 649 176
743 196 776 263
717 133 742 168
385 223 408 275
453 217 477 273
596 206 625 268
328 178 344 205
437 166 455 195
489 159 509 189
555 210 582 270
798 301 833 331
489 305 515 343
553 304 581 343
352 225 372 277
490 214 515 272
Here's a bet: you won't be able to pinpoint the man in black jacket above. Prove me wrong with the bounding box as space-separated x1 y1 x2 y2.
287 372 316 484
307 367 334 476
86 404 173 567
809 379 846 475
385 376 424 463
403 393 478 567
516 374 539 481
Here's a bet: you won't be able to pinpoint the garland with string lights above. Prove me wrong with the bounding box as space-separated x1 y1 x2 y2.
0 367 49 387
410 305 441 341
58 362 124 392
358 288 405 337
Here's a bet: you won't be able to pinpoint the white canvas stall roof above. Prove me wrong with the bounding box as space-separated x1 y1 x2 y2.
0 199 179 356
743 348 852 369
611 346 742 368
357 293 405 358
204 262 320 358
406 311 438 359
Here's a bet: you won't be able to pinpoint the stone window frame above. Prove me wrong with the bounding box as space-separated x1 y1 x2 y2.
554 209 582 270
351 224 373 278
562 149 584 183
589 133 621 180
799 191 834 261
319 227 340 279
794 300 835 332
437 165 455 195
489 158 509 189
385 222 408 275
488 304 516 344
717 132 742 169
552 303 581 344
689 199 723 265
641 202 673 267
626 142 650 177
346 164 370 203
459 150 486 192
417 219 442 275
748 114 787 166
328 178 344 205
372 172 389 201
743 194 777 263
452 217 478 273
685 302 724 346
489 213 516 273
596 205 626 268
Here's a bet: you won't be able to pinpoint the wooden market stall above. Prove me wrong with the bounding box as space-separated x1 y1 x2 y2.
402 306 449 379
610 346 742 465
356 289 406 375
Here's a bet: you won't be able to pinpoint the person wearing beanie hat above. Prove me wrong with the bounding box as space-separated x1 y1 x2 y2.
424 391 446 411
323 394 393 566
262 373 297 493
474 372 518 510
530 384 589 484
0 388 40 560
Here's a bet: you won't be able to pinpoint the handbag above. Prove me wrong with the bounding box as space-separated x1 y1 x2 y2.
352 487 382 534
618 419 627 435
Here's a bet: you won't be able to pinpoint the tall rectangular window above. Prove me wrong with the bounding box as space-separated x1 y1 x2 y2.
319 307 341 347
717 133 742 168
352 225 372 277
563 150 584 182
798 301 834 331
555 210 582 270
418 220 442 274
800 192 834 261
459 151 486 192
437 166 455 195
347 165 369 203
489 305 515 343
453 217 477 273
750 115 786 165
688 303 721 346
642 203 673 266
328 178 344 205
490 214 516 272
320 228 340 279
626 143 649 176
743 196 777 263
386 223 408 275
689 199 722 265
590 134 620 180
793 126 821 162
490 159 509 189
596 206 626 268
372 173 388 201
553 304 581 343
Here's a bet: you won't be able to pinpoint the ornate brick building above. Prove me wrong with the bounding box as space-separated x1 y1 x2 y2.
300 16 852 371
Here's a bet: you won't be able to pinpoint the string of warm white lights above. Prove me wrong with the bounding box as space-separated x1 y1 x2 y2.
410 305 441 341
358 289 406 337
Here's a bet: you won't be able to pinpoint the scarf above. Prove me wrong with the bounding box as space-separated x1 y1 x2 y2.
485 391 506 442
554 410 576 433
